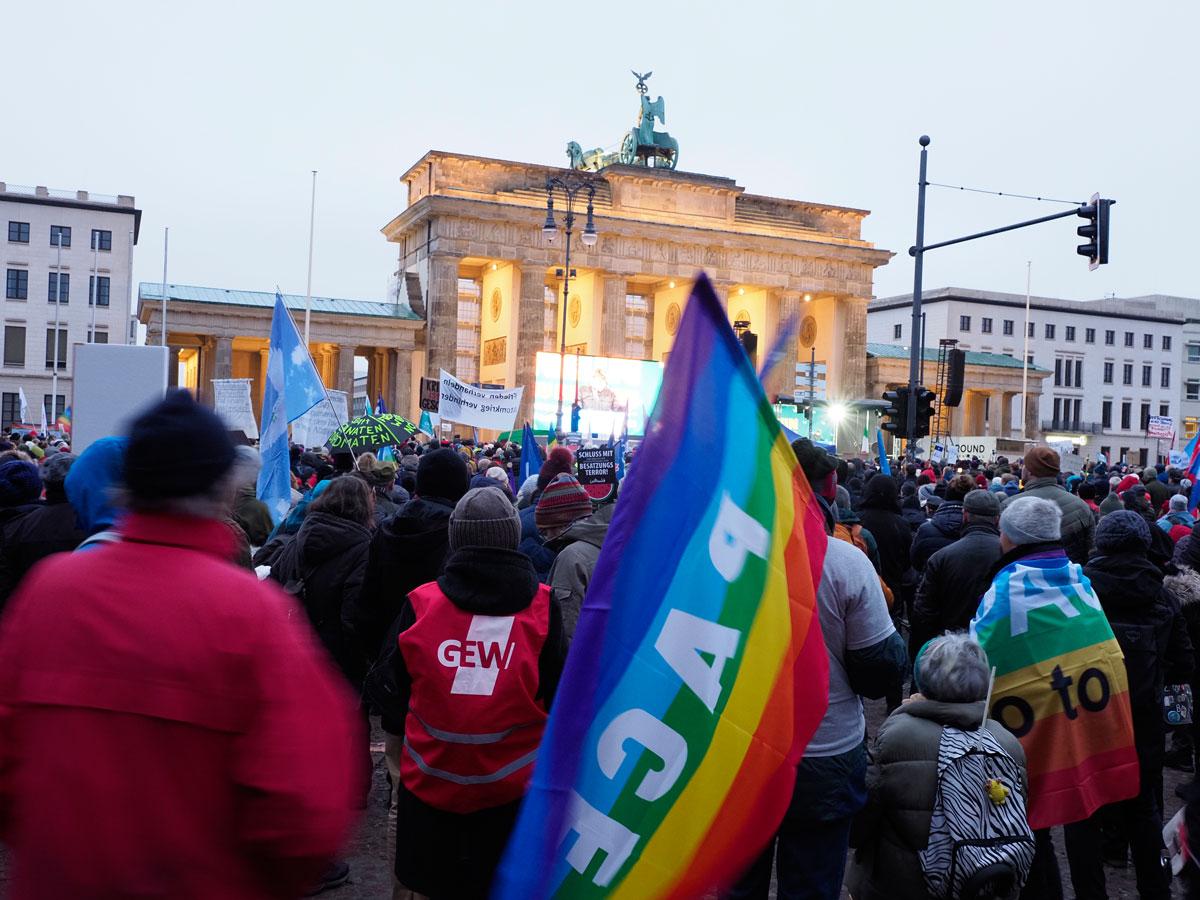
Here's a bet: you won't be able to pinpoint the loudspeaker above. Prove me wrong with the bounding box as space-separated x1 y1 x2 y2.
943 348 966 407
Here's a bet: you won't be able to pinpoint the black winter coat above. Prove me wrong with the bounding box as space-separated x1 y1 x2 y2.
1084 551 1194 767
909 522 1002 659
270 510 372 685
0 501 83 611
909 501 963 572
857 479 914 603
350 496 457 664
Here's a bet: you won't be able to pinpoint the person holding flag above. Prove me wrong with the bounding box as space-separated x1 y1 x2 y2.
257 292 327 524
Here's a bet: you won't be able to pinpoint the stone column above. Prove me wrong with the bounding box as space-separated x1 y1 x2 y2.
336 343 356 398
1000 391 1014 437
514 264 548 426
426 254 460 381
600 274 627 358
214 337 233 381
390 349 412 420
256 348 269 419
1024 394 1039 440
838 296 868 402
168 347 180 390
198 337 215 403
768 291 802 400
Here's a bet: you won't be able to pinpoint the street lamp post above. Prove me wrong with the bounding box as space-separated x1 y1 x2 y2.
543 172 599 435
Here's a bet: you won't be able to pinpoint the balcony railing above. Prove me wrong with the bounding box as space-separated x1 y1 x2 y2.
1040 420 1105 434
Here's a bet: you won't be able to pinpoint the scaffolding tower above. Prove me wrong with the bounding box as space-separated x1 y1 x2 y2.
931 338 958 443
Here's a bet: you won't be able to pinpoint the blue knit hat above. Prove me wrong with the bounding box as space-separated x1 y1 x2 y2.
1095 509 1151 554
0 459 42 507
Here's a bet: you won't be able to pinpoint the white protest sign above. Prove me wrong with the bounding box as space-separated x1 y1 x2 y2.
437 369 523 431
1148 415 1174 438
212 378 258 439
71 344 169 456
953 436 997 460
1170 450 1188 469
290 389 349 449
1060 452 1085 474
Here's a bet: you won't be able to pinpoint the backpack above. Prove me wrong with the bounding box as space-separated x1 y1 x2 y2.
833 522 894 610
919 724 1034 900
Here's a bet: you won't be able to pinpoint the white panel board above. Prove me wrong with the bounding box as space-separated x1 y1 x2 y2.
71 344 170 456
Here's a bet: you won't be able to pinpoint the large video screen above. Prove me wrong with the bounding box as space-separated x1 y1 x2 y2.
533 352 664 437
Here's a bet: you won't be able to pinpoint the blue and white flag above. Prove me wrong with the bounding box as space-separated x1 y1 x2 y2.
518 422 542 485
375 394 387 415
257 292 327 524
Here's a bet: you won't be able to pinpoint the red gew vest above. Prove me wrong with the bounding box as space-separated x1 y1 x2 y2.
398 580 551 813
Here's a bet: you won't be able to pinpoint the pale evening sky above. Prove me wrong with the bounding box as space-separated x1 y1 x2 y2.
6 1 1195 310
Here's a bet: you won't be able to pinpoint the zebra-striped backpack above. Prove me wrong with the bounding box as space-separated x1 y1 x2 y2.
918 725 1035 900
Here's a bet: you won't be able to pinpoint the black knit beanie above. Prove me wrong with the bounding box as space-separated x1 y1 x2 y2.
123 390 236 500
416 448 471 502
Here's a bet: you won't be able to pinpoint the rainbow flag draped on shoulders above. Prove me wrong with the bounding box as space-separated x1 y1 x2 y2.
493 273 830 900
970 546 1138 829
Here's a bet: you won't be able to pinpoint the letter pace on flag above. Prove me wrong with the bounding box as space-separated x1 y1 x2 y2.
494 273 830 899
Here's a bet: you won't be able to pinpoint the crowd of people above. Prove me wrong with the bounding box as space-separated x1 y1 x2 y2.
2 389 1200 899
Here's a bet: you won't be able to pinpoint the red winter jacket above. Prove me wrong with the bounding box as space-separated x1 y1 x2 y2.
0 512 361 899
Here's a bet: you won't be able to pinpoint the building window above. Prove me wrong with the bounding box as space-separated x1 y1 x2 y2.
1075 359 1083 386
1161 403 1171 417
1186 418 1200 440
87 329 109 345
89 276 110 307
1124 331 1134 347
7 222 29 243
5 269 28 300
91 229 112 251
1162 366 1171 388
1085 328 1096 343
1189 380 1200 402
1065 325 1075 342
1141 402 1152 431
1073 398 1082 430
893 323 902 340
0 393 17 428
1054 358 1062 387
42 395 65 422
1027 353 1034 365
1003 319 1014 336
3 326 25 368
1144 333 1154 349
1053 398 1061 428
455 277 481 384
1123 364 1133 386
1121 402 1132 430
959 315 971 332
1105 329 1115 346
1103 362 1113 384
1142 364 1152 387
1045 323 1056 340
44 328 67 370
980 317 993 334
1028 321 1035 338
1190 343 1200 364
623 293 652 359
1164 335 1173 352
1100 445 1112 460
47 272 68 304
1102 400 1113 428
49 226 71 248
1120 446 1130 462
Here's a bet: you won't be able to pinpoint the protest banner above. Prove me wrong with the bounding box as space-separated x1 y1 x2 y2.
437 370 522 431
290 389 349 449
1148 415 1175 439
212 379 258 439
419 376 440 412
575 446 617 485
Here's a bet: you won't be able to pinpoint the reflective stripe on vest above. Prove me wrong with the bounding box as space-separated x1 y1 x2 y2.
410 712 543 746
403 738 538 786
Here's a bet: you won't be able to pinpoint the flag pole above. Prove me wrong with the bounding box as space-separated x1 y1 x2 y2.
1019 260 1031 442
160 227 169 348
304 170 317 347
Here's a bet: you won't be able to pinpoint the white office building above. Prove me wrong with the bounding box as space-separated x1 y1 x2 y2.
1 183 140 429
868 287 1192 467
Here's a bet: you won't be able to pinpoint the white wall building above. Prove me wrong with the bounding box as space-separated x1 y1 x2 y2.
1 183 140 429
868 287 1189 466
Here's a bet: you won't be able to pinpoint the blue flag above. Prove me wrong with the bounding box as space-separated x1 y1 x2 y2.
876 428 891 476
257 292 327 524
519 422 542 485
376 394 387 415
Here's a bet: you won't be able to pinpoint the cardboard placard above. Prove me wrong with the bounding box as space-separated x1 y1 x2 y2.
419 376 441 413
212 378 258 439
290 390 349 450
576 446 617 485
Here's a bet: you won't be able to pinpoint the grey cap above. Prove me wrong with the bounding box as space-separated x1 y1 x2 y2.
963 489 1000 518
41 452 75 488
449 486 521 551
999 495 1062 546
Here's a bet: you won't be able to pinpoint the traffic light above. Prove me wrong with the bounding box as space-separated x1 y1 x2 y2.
881 389 909 435
914 387 936 438
1077 194 1114 270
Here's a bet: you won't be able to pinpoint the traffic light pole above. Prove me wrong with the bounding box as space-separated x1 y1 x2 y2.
906 136 930 451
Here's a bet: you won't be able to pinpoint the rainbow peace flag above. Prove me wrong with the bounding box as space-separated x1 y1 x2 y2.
971 547 1138 829
493 273 829 899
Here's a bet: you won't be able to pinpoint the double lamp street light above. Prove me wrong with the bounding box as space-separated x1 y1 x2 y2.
543 172 599 434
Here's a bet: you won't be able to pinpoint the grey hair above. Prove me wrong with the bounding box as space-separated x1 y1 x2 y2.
917 633 991 703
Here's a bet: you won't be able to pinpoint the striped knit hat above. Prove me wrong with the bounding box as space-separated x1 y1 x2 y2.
535 473 593 533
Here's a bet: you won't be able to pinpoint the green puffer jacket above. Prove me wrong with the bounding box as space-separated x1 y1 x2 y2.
847 699 1028 900
1000 477 1095 564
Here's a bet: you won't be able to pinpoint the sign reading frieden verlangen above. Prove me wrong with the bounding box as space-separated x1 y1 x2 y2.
437 370 523 431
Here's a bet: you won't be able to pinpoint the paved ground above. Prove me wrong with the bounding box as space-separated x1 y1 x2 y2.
0 712 1187 898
